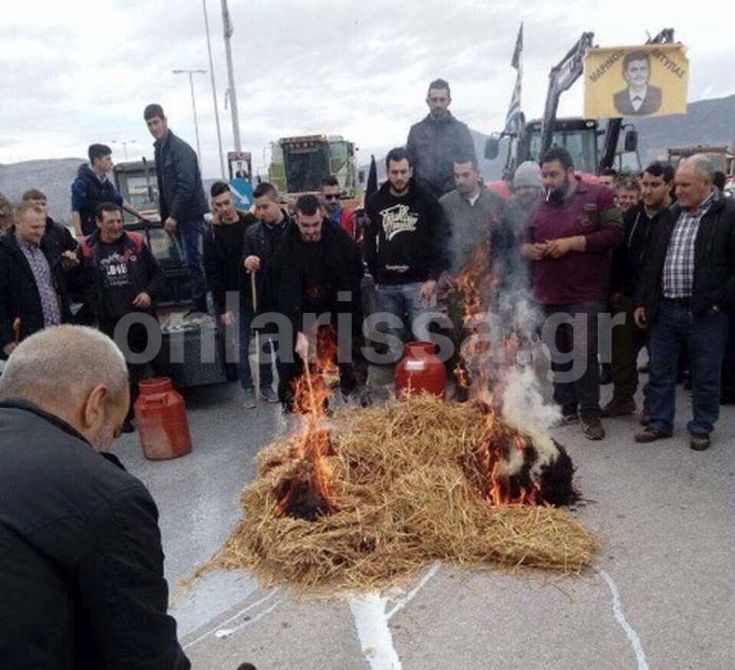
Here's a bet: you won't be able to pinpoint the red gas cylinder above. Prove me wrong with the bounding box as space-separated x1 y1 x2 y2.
134 378 192 460
395 341 446 400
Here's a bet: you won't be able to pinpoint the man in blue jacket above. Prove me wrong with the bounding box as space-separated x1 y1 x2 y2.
144 103 209 314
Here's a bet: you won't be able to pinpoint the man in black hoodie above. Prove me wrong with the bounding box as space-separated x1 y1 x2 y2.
239 182 293 408
263 194 364 409
364 147 450 362
71 143 146 238
202 181 269 406
80 204 163 432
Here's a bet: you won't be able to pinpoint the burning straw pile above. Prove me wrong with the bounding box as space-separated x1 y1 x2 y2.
202 394 598 593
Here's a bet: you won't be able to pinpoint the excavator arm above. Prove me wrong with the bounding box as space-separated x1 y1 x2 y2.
539 32 595 157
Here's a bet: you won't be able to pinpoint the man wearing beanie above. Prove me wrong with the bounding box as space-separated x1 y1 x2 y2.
509 161 543 229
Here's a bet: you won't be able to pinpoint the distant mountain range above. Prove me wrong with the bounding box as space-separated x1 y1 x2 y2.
0 158 85 224
365 94 735 182
2 94 733 223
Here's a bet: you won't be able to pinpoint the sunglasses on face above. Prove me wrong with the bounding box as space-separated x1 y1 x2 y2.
323 194 340 200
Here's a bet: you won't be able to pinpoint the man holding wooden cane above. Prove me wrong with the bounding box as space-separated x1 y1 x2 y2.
240 182 292 408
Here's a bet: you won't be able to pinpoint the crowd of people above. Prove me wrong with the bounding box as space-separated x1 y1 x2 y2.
1 80 734 448
1 76 734 668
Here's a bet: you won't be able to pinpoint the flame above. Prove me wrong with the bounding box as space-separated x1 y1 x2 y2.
452 241 497 396
274 326 339 519
473 404 542 507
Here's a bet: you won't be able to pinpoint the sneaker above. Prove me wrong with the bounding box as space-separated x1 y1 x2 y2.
690 434 711 451
580 414 605 440
260 386 279 404
634 427 672 443
242 389 256 409
600 396 636 417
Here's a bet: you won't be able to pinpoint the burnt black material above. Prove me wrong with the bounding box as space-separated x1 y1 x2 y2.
536 442 578 507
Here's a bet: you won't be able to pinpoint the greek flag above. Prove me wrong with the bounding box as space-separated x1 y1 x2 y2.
504 24 523 134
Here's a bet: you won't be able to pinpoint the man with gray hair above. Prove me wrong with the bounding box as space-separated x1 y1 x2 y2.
0 326 190 668
634 155 735 451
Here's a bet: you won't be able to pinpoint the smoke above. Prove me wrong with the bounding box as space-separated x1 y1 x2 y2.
470 198 560 461
501 366 559 465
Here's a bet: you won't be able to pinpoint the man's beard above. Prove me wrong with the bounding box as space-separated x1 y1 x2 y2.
546 177 571 206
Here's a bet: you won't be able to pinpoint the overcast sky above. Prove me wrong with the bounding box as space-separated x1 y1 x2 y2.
1 0 732 178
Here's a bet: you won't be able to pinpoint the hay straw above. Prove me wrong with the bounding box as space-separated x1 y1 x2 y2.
200 395 598 594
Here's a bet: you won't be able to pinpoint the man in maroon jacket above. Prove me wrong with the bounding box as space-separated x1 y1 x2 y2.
522 147 624 440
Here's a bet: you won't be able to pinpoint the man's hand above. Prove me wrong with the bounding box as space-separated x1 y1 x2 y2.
419 279 437 305
219 311 235 326
545 236 584 259
132 292 152 309
61 250 79 270
520 242 548 261
3 342 17 357
633 306 647 329
295 331 309 360
164 217 177 234
243 255 261 273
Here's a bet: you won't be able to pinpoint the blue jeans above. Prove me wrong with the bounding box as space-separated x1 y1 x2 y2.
648 299 729 436
238 310 273 392
376 282 432 362
177 217 207 309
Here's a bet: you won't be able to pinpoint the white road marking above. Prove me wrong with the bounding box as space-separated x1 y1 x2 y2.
598 570 649 670
350 564 440 669
183 589 280 650
386 563 440 620
350 594 402 670
214 600 282 639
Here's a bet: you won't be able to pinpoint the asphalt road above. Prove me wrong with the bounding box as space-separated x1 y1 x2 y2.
114 375 735 670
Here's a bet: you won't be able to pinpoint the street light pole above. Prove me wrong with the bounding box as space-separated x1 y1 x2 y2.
172 68 207 168
202 0 226 179
111 139 136 161
221 0 241 151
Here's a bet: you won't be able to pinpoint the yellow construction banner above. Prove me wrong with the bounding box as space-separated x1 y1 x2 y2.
584 44 689 118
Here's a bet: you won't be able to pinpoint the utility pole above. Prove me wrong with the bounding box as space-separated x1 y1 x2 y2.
202 0 226 178
111 139 136 161
172 68 207 167
221 0 241 151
